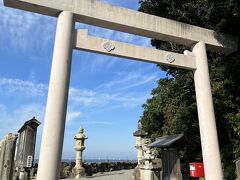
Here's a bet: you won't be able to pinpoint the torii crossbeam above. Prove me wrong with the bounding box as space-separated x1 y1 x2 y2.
4 0 238 54
3 0 239 180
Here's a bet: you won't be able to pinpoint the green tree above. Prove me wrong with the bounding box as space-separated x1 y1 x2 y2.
138 0 240 179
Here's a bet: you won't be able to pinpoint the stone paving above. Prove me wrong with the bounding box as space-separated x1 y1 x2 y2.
64 169 133 180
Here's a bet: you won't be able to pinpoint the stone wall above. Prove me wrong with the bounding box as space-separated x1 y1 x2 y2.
60 161 137 179
24 161 137 179
0 133 18 180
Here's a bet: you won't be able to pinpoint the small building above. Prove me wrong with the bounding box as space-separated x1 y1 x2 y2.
15 117 40 169
148 134 192 148
148 134 193 180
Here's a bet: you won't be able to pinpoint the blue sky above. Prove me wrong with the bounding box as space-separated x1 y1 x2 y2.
0 0 165 160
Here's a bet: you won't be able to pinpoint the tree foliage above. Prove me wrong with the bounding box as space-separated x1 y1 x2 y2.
138 0 240 178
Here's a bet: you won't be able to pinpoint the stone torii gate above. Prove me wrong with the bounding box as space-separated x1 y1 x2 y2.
3 0 239 179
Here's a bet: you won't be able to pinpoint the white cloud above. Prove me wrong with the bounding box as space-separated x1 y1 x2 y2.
0 74 153 137
117 75 157 91
96 72 158 91
69 87 149 109
81 121 113 125
29 70 37 82
0 2 55 54
0 103 45 137
69 88 99 106
0 76 149 139
0 104 5 112
0 74 153 112
66 111 82 123
15 103 45 121
1 0 148 56
0 78 47 96
62 74 167 106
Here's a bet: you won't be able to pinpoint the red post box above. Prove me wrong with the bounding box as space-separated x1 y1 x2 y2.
190 162 205 178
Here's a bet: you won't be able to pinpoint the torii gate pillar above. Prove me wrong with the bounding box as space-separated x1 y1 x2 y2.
192 42 223 179
36 11 74 180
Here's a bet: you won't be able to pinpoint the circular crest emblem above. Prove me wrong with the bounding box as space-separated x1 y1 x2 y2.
103 41 115 52
165 54 176 63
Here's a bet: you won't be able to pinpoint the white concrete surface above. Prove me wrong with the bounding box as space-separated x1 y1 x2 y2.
74 29 196 70
4 0 238 53
193 42 223 180
36 11 74 180
63 170 134 180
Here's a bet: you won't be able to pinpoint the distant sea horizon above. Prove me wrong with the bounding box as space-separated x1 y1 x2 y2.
34 159 137 164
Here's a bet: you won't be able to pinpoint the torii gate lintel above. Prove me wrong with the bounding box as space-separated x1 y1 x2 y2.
73 29 197 70
4 0 238 53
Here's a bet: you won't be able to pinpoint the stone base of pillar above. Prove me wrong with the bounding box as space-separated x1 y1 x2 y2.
140 169 154 180
19 171 28 180
72 166 86 178
236 158 240 180
132 166 141 180
132 167 161 180
135 168 161 180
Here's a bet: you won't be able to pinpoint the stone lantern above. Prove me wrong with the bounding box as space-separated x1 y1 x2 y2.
73 128 88 179
132 121 147 180
0 133 18 180
133 121 147 165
